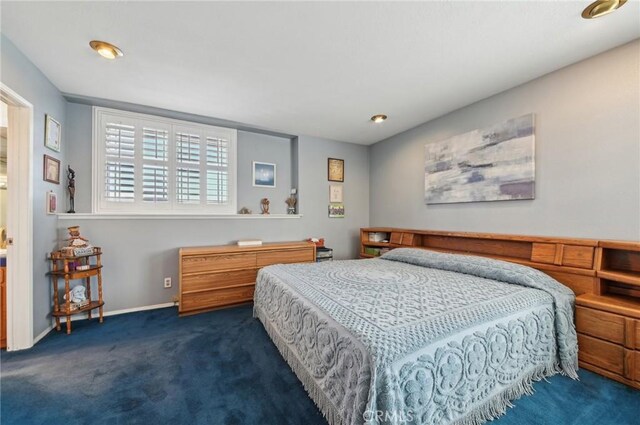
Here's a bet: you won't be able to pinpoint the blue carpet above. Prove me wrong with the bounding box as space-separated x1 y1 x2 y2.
1 305 638 424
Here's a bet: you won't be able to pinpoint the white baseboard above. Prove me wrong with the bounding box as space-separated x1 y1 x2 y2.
102 302 175 317
33 324 55 346
31 302 176 346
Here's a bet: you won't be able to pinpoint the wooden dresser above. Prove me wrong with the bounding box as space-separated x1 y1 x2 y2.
179 241 315 315
360 228 640 389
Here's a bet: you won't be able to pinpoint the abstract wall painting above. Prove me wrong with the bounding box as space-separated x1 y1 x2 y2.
424 114 535 204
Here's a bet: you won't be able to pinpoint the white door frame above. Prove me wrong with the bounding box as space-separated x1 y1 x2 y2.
2 82 34 351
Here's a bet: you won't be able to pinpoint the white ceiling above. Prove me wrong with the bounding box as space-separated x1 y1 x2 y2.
2 1 639 145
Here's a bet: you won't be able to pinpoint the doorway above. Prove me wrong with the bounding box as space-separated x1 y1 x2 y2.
1 83 34 351
1 100 7 348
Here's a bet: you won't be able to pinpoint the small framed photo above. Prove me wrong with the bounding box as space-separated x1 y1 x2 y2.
45 114 61 152
46 191 57 214
253 161 276 188
329 184 343 203
43 155 61 184
328 203 344 218
328 158 344 182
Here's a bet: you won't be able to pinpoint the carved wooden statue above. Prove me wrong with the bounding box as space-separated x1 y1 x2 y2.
67 165 76 213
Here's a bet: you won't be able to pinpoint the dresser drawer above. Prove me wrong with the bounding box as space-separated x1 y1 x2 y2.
181 285 255 312
578 334 625 375
576 306 625 345
182 269 258 292
257 248 314 267
182 253 257 274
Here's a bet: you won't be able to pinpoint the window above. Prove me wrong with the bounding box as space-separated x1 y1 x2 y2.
93 107 237 214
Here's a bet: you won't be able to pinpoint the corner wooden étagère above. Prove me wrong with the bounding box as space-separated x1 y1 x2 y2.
360 227 640 389
49 248 105 334
179 241 316 315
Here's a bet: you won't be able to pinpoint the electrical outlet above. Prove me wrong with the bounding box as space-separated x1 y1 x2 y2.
163 277 172 288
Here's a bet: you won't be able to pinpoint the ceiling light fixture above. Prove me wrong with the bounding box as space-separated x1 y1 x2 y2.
89 40 123 59
581 0 626 19
370 114 387 123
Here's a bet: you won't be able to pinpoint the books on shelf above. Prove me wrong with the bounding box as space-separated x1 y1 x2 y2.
237 239 263 247
60 299 90 312
73 246 95 256
60 245 95 257
368 232 388 242
316 247 333 262
364 247 381 256
316 247 333 258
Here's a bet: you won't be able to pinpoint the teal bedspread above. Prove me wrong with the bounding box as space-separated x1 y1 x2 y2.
254 248 579 425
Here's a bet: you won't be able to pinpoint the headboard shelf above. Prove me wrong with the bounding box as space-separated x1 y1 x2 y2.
599 270 640 287
360 227 638 300
576 293 640 320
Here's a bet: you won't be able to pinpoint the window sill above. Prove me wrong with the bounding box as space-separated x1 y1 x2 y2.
56 213 303 220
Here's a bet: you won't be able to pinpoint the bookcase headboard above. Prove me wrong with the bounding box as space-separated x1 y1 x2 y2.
360 227 639 298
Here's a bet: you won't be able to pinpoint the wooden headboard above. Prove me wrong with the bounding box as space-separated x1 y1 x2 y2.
360 227 640 299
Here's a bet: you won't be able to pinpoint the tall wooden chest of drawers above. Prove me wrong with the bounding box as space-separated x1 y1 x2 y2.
179 241 315 315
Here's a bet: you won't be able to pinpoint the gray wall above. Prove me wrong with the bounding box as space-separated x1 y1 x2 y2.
1 34 68 337
297 135 370 256
236 130 292 214
370 40 640 241
61 103 369 313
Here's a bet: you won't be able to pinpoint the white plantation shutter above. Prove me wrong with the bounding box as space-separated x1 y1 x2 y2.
176 167 200 203
103 121 136 203
175 130 201 204
206 136 229 204
141 125 169 203
93 107 236 213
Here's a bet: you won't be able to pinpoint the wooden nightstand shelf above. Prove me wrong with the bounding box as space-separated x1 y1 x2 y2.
576 241 640 389
49 248 105 334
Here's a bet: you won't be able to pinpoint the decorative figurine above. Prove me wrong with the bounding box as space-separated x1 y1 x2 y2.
67 226 89 248
260 198 270 215
62 226 94 257
67 166 76 213
285 195 297 215
238 207 252 214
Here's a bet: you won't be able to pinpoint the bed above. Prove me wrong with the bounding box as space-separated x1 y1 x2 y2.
253 248 578 425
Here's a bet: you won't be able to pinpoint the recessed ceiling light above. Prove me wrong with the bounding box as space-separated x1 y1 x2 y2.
582 0 627 19
89 40 123 59
370 114 387 123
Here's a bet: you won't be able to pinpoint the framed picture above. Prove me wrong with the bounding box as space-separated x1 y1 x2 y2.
329 184 343 203
46 191 57 214
43 155 61 184
328 158 344 182
253 161 276 187
328 203 344 218
45 114 61 152
425 114 535 204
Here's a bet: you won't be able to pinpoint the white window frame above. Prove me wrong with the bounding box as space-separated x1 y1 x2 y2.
92 107 237 214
